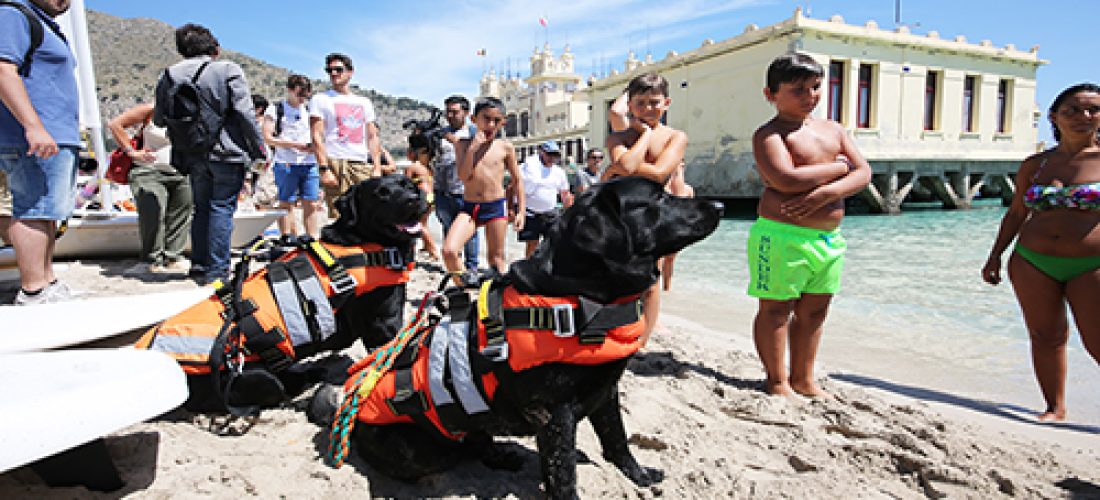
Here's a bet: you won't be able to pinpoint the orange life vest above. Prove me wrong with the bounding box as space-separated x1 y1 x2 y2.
135 241 413 375
346 279 645 440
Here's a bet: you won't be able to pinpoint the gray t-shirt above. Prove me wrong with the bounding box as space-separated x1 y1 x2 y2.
433 124 474 195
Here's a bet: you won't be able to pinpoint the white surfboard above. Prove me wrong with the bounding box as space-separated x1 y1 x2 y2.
0 348 187 473
0 287 213 354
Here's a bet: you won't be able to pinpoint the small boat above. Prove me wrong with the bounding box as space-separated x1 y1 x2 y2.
0 208 285 273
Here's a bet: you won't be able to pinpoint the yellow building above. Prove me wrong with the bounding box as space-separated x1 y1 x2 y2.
479 45 591 164
582 8 1046 212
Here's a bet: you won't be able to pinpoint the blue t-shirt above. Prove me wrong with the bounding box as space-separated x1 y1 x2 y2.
0 0 80 148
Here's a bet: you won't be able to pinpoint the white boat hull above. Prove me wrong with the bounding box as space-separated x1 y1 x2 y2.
0 209 284 271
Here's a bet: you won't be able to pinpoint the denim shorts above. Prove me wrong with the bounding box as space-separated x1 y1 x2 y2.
0 146 78 220
273 162 320 202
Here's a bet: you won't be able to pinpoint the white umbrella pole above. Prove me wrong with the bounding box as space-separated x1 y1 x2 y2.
58 0 113 212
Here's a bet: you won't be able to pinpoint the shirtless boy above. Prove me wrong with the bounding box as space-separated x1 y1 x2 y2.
604 73 688 343
749 53 871 397
442 97 523 284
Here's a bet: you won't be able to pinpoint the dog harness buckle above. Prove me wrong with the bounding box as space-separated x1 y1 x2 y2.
382 247 404 270
552 303 576 338
329 273 359 296
481 341 509 362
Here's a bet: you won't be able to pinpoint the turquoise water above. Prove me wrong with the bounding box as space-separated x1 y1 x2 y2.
664 206 1100 423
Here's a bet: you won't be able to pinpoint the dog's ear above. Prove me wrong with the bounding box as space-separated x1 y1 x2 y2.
569 187 633 261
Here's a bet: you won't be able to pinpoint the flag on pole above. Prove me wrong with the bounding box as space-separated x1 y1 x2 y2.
538 16 548 27
476 48 487 56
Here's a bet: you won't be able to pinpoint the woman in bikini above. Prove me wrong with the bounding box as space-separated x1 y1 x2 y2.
982 83 1100 422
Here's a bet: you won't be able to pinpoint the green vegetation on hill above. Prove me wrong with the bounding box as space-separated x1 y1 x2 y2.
87 10 437 151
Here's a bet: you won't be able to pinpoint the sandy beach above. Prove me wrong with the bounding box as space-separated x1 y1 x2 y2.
1 249 1098 499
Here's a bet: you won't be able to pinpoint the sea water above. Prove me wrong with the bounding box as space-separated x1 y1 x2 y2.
663 205 1100 424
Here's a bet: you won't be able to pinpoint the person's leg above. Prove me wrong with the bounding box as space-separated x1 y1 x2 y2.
1065 267 1100 368
189 162 214 274
299 164 323 239
1007 251 1070 421
129 167 168 263
8 219 54 291
753 299 796 396
788 293 834 398
272 162 298 236
655 252 673 292
639 283 661 346
464 219 481 271
3 146 77 292
162 171 193 264
482 218 509 273
322 158 345 220
442 214 477 285
204 162 246 282
418 210 439 259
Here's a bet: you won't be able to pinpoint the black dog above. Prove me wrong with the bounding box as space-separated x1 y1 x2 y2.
312 177 720 498
141 175 429 413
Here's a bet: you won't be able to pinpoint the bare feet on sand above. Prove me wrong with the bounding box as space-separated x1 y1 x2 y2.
791 380 833 399
764 380 798 398
1037 408 1066 422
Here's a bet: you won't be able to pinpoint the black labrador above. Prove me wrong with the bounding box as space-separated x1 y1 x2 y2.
171 175 429 412
311 177 721 498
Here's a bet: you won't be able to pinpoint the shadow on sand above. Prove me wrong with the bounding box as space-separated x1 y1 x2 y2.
831 372 1100 436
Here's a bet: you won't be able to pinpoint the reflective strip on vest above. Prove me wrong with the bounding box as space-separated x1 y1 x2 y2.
149 333 214 356
289 258 336 341
445 317 490 416
269 265 312 346
428 319 456 407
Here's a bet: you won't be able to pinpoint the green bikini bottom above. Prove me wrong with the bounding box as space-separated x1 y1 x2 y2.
1014 244 1100 283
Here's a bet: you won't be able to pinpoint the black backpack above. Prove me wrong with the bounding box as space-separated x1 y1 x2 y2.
0 0 66 77
162 61 224 160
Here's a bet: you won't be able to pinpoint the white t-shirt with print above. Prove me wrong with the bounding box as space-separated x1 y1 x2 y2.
309 90 377 162
521 154 570 214
265 100 317 164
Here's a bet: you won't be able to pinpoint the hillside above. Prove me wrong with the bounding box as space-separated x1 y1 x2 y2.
86 9 436 151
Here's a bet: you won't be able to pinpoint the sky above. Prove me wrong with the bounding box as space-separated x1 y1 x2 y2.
85 0 1087 141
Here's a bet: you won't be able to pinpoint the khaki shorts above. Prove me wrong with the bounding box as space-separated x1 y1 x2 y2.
0 170 11 217
322 157 376 219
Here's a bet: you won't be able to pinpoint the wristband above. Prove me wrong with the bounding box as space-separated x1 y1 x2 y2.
318 165 331 172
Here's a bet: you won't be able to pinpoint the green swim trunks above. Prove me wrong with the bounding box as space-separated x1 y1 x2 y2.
746 217 846 300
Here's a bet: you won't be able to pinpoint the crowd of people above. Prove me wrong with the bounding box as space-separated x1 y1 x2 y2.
1 1 1098 422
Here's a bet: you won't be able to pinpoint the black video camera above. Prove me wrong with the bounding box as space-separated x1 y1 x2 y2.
402 107 446 160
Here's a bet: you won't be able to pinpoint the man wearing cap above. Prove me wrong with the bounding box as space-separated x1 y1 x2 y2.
515 140 571 257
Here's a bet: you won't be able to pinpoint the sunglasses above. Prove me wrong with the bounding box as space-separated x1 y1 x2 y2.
324 66 347 74
588 156 604 160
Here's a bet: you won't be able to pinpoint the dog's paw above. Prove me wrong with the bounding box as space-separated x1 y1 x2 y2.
478 445 525 472
604 452 664 487
307 383 343 426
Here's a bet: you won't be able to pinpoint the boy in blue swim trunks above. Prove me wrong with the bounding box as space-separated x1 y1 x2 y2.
443 97 523 284
748 53 871 397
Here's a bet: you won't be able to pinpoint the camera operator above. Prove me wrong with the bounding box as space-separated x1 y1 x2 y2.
432 95 479 272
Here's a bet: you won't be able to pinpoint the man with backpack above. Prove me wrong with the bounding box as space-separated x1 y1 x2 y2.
153 23 265 285
262 74 321 240
0 0 79 305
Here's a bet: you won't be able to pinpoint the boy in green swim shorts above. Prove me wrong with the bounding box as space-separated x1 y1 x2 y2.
748 53 871 397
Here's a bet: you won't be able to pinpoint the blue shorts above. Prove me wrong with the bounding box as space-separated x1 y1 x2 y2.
273 162 320 203
0 146 78 220
460 198 507 226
